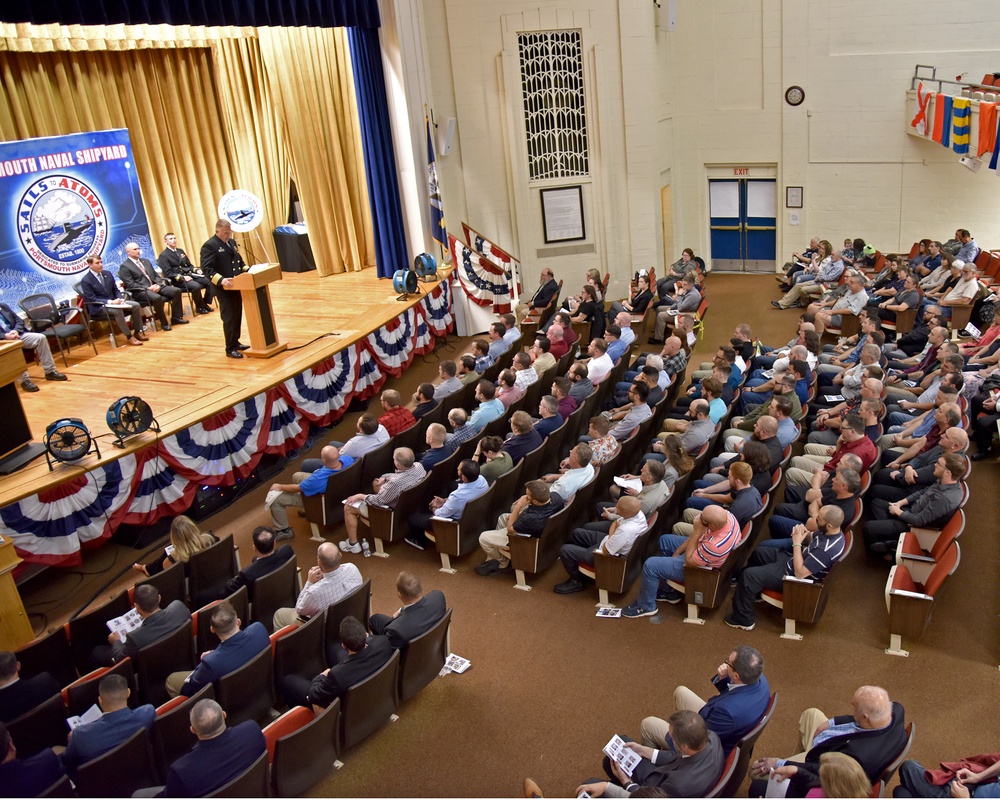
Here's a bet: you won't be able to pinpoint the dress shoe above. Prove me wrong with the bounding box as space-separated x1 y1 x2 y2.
197 307 213 314
127 337 144 346
162 324 172 331
136 331 149 341
19 378 39 392
44 371 68 381
172 318 190 325
236 343 251 351
226 349 244 359
553 579 585 594
971 451 994 461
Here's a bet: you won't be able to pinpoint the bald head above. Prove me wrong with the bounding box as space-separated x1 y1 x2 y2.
320 445 341 467
757 416 778 438
852 686 892 728
615 312 632 329
942 427 969 452
701 505 729 530
616 495 642 519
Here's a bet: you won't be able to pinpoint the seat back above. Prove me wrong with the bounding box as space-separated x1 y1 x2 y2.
324 580 372 666
135 620 196 707
137 560 187 609
425 447 462 498
273 609 327 691
18 293 59 329
508 499 574 576
878 722 915 789
393 422 423 455
187 535 239 607
318 456 365 529
38 774 74 798
205 751 270 798
214 645 274 726
538 418 571 475
6 693 67 758
431 484 495 559
518 441 547 483
360 438 395 491
68 589 132 674
705 746 740 799
340 649 400 749
251 555 299 633
195 585 250 654
14 626 77 688
722 692 778 797
398 608 453 702
151 683 214 779
487 460 524 521
591 512 659 596
269 700 341 797
73 728 159 798
367 471 433 547
65 657 135 717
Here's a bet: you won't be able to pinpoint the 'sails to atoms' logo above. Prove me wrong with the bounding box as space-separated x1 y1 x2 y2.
18 175 108 275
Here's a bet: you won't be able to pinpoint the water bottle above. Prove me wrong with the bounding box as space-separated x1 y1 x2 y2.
109 333 117 349
361 539 371 558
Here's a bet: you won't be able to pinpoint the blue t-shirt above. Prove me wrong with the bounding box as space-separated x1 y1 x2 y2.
299 455 355 496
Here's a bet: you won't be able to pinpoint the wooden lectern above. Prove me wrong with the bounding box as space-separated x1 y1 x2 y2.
228 264 287 358
0 341 47 474
0 536 33 650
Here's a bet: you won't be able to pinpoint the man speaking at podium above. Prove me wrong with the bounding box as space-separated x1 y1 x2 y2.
201 219 250 359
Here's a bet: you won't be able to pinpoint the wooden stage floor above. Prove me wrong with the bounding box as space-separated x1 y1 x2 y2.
1 267 448 509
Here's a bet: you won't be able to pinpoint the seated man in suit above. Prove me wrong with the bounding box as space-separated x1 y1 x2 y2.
157 232 213 314
640 645 770 756
748 686 906 797
281 616 394 710
166 601 269 698
118 241 185 330
222 526 295 597
273 543 363 630
138 699 266 798
0 722 65 798
61 674 155 774
91 584 189 668
0 651 59 724
516 267 559 321
368 572 446 649
0 302 67 392
577 710 724 798
79 254 145 346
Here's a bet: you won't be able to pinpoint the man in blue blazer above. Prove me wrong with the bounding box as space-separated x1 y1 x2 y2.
79 254 146 346
166 601 269 698
641 645 771 755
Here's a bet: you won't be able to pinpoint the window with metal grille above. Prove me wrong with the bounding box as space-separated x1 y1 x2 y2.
517 30 589 181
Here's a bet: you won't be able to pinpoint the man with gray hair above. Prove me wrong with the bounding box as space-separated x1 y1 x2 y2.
341 447 427 553
274 542 362 628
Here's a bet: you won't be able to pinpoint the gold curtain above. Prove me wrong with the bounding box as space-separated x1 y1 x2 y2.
257 27 374 274
0 47 234 251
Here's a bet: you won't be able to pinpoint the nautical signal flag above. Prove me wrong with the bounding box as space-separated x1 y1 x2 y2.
951 97 970 154
426 116 447 248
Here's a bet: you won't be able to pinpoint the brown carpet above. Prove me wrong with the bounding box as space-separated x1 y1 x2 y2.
19 274 1000 798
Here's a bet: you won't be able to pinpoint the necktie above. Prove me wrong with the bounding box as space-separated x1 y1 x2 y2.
134 259 151 284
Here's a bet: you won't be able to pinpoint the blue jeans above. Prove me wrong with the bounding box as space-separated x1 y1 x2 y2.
635 534 690 609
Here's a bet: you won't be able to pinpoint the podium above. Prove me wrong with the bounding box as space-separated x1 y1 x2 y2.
0 341 47 474
0 535 33 650
228 264 287 358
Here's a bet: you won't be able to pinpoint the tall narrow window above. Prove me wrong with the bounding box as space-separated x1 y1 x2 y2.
518 30 589 181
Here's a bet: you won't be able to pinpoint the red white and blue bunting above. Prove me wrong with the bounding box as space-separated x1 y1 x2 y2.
0 283 453 568
449 233 514 314
462 222 522 295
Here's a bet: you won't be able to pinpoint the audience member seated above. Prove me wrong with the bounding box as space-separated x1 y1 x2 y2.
605 381 652 441
0 722 65 798
133 515 218 577
725 505 845 632
497 369 524 410
273 543 363 629
418 423 452 470
785 415 877 486
474 436 514 484
540 444 595 504
552 376 578 419
673 461 762 534
341 447 427 553
772 247 844 309
554 496 646 595
809 272 869 335
546 322 571 360
266 445 355 540
92 584 190 668
223 526 295 597
644 399 713 461
746 685 906 798
586 415 622 467
486 322 510 362
411 383 439 419
512 352 539 393
895 749 1000 798
304 413 388 470
168 601 269 698
468 380 505 430
406 459 489 550
378 389 416 437
433 360 464 399
0 302 68 392
0 651 59 725
879 402 962 470
604 325 627 364
608 273 653 319
529 336 557 376
515 268 559 321
502 411 544 464
583 338 614 386
501 313 520 346
640 645 770 755
459 354 481 386
764 466 861 544
281 616 394 711
568 363 595 403
444 408 479 454
62 674 155 773
476 480 564 577
650 275 702 344
369 572 447 649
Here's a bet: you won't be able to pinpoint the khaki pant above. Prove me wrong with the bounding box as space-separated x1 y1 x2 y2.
640 685 707 748
479 513 512 565
269 472 309 529
165 670 191 698
273 607 304 631
786 707 831 763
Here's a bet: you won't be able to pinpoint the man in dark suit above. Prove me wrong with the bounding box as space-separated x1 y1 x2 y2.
157 232 213 314
749 685 907 797
0 651 59 724
641 645 770 755
200 219 250 359
149 699 265 797
91 584 190 667
222 526 295 597
281 616 393 711
118 242 186 330
516 268 559 321
166 601 269 698
0 303 66 392
79 255 145 346
61 674 155 774
0 722 66 798
369 572 446 649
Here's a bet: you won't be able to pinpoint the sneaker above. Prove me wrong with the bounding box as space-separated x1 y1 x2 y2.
403 535 426 551
622 603 657 618
474 559 501 576
338 539 362 554
770 301 784 309
274 528 294 541
656 587 684 604
724 615 755 631
553 579 585 594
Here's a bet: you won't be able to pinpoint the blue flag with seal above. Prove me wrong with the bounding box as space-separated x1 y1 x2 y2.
0 128 152 309
426 116 447 248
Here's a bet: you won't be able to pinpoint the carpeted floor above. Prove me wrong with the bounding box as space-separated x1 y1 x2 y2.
19 273 1000 798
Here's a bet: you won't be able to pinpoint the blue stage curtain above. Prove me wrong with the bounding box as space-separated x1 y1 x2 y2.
348 26 409 279
1 0 381 28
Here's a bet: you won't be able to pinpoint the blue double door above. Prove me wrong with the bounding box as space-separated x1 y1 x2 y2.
709 179 776 272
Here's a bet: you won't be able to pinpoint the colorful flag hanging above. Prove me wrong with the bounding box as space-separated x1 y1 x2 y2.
932 94 953 147
426 116 447 248
951 97 970 154
910 81 931 136
978 102 998 157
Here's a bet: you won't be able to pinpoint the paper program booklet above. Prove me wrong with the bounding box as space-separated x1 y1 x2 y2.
603 734 642 778
106 607 142 640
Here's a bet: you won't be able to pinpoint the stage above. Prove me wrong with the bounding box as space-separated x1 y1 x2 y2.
0 266 454 567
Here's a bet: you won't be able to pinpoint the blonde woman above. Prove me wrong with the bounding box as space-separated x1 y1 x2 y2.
133 515 218 576
809 752 872 798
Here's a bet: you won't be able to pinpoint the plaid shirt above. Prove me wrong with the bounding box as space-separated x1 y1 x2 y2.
590 434 621 466
662 350 688 377
295 562 363 618
365 464 427 508
514 367 538 392
379 407 416 436
475 353 495 373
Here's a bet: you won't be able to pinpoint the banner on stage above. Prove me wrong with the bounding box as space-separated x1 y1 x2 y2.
0 129 152 309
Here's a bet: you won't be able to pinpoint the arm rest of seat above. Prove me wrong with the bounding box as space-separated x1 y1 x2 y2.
681 564 724 608
302 492 325 525
592 550 628 595
430 518 460 555
508 534 540 574
364 504 395 541
780 574 827 624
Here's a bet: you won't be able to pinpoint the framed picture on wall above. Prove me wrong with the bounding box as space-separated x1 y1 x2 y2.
785 186 803 209
540 186 585 243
